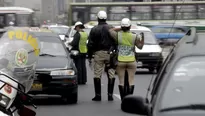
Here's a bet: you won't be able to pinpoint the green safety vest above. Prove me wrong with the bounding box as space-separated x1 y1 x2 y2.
117 31 135 62
79 32 88 53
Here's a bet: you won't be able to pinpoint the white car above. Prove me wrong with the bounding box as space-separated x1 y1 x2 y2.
47 24 70 41
115 25 163 73
65 25 94 50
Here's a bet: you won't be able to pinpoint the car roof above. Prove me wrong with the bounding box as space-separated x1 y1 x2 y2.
151 25 188 28
49 24 69 28
171 28 205 58
32 31 59 37
115 25 151 32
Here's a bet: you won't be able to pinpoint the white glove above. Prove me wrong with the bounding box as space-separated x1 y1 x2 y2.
137 34 142 41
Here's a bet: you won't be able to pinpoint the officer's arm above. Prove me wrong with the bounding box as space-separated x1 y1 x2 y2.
70 32 80 47
135 33 144 50
109 29 118 41
87 28 95 59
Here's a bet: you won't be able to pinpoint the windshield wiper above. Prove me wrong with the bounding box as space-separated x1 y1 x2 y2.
39 53 56 57
160 104 205 112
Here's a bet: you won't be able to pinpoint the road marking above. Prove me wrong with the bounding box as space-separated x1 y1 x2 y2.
101 84 104 86
113 94 121 100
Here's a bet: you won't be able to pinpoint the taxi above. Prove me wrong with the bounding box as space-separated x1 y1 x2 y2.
28 27 78 104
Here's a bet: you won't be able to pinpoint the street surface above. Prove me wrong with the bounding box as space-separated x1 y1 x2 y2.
27 46 172 116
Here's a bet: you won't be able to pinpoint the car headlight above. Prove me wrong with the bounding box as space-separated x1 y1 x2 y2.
150 53 161 56
0 93 10 108
50 70 75 76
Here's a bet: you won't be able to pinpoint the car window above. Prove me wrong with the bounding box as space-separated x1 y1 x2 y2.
152 27 186 33
70 28 92 37
38 36 67 57
49 27 69 35
131 31 158 44
160 56 205 109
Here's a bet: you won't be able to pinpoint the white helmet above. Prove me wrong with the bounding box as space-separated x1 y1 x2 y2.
97 11 107 20
74 21 83 27
121 18 131 27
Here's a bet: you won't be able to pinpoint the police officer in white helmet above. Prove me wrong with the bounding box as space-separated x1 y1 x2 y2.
109 18 144 101
69 21 88 84
87 11 116 101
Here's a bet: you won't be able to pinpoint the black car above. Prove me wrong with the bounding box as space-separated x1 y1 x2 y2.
121 28 205 116
28 31 78 104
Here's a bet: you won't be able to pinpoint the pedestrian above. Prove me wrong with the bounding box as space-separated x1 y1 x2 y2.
69 21 88 84
109 18 144 100
87 11 116 101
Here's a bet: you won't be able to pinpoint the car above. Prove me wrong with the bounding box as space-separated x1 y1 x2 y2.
115 25 163 73
121 27 205 116
64 25 94 51
28 29 78 104
151 25 189 46
47 24 70 42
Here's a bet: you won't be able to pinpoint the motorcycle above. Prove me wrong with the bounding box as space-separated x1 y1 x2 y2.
0 28 41 116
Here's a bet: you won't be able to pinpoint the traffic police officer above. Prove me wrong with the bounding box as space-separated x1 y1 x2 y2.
69 21 88 84
87 11 116 101
109 18 144 100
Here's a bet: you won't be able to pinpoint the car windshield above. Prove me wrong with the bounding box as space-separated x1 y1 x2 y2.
49 27 69 35
130 30 158 44
70 28 92 37
160 56 205 109
152 27 187 33
38 36 67 57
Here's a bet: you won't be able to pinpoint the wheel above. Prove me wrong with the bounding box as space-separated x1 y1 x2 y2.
62 92 78 104
148 67 155 73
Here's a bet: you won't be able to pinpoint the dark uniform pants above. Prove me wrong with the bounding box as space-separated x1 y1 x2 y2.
74 54 87 84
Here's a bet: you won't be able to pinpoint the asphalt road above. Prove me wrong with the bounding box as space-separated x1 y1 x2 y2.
27 66 153 116
23 46 172 116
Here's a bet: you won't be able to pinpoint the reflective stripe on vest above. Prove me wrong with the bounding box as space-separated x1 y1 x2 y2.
117 31 136 62
79 32 88 53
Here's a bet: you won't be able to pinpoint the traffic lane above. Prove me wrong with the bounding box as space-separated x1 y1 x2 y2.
32 67 154 116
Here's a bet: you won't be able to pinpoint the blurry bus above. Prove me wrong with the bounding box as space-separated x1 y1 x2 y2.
69 1 205 30
0 7 38 27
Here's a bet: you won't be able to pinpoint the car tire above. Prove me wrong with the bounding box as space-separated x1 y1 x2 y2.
62 92 78 104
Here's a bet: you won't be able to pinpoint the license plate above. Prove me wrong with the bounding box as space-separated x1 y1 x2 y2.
137 62 143 67
31 83 42 91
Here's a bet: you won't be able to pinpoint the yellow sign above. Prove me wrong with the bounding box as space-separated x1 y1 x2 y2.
31 83 42 90
8 30 40 56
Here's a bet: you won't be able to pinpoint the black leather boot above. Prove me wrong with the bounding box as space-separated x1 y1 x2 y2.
128 85 135 95
108 78 115 101
119 85 126 101
92 78 101 101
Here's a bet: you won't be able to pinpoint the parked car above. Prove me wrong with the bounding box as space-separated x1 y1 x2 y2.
121 27 205 116
151 25 189 46
28 29 78 104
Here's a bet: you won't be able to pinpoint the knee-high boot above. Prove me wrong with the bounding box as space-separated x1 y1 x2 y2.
128 85 135 95
118 85 127 101
92 78 101 101
108 78 115 101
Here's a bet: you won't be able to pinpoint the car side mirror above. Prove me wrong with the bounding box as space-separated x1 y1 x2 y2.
121 95 149 115
18 106 36 116
70 50 79 58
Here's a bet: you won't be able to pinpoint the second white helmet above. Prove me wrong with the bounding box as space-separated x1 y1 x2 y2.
121 18 131 27
97 11 107 20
